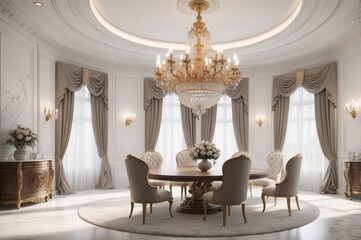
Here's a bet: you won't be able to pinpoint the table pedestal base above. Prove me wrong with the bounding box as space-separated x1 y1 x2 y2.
177 198 221 214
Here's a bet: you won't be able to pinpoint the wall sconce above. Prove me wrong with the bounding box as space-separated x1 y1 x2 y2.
43 102 58 121
345 100 357 119
125 114 136 126
255 115 266 127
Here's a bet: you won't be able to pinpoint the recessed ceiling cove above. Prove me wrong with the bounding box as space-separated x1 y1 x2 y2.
90 0 302 50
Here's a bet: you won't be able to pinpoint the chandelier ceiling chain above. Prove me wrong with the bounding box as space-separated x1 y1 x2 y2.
154 0 242 115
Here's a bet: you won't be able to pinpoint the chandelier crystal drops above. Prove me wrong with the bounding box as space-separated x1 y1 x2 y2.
154 0 242 115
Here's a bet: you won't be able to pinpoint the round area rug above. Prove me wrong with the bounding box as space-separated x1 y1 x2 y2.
78 196 320 237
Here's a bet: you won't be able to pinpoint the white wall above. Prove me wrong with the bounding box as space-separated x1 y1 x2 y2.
1 20 361 192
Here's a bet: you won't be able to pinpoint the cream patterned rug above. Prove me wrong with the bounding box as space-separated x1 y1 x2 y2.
78 196 320 237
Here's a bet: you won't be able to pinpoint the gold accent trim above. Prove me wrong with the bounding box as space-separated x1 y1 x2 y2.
49 161 54 199
344 162 352 199
295 70 304 87
83 68 90 86
16 162 23 209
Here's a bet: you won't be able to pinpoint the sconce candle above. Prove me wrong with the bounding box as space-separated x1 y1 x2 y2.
125 114 136 126
255 115 266 127
345 100 357 119
43 102 58 121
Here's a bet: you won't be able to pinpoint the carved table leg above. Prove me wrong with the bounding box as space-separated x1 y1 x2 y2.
48 161 54 199
177 180 221 214
16 163 23 209
344 162 352 200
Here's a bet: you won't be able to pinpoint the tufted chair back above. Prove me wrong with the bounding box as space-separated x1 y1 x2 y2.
142 151 163 169
266 150 283 182
231 151 250 158
176 149 197 167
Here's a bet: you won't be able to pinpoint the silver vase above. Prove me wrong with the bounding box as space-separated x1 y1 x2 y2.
14 147 28 160
197 159 212 172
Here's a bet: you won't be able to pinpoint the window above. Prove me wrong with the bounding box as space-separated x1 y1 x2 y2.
155 94 187 168
212 95 238 164
63 86 100 191
283 88 327 192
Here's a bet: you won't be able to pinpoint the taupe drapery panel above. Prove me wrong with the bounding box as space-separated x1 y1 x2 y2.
55 62 113 194
180 104 196 148
272 62 337 193
144 78 166 151
201 105 217 142
225 78 249 151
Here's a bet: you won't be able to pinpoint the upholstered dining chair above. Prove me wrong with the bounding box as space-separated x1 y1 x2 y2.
125 154 173 224
211 151 250 190
231 151 250 158
141 150 171 190
202 155 252 226
248 150 283 197
171 149 197 199
261 154 303 216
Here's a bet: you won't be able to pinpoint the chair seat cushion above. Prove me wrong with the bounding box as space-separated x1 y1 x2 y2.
157 189 172 202
262 185 276 196
202 191 213 202
149 179 170 187
249 178 276 187
170 181 193 187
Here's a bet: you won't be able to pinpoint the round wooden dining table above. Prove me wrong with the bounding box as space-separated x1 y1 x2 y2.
149 166 268 214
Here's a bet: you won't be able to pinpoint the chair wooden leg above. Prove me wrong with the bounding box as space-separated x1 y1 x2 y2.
249 185 253 197
261 193 266 212
242 203 247 223
150 203 153 213
287 197 291 216
129 202 134 218
274 197 277 206
142 203 147 224
203 200 208 221
168 199 174 218
295 196 300 210
228 205 231 216
180 186 184 200
223 205 227 226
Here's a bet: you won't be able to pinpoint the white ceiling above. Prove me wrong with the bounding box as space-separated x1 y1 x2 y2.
1 0 360 69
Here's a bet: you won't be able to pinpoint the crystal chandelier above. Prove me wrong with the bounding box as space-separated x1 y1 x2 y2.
154 0 241 115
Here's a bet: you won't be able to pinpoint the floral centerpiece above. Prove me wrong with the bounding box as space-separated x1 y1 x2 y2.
6 125 38 148
190 141 220 172
6 125 38 160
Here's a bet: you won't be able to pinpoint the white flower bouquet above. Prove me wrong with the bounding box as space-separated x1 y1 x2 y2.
190 141 220 164
6 124 38 149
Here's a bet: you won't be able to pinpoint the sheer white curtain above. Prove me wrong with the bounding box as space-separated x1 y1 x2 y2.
213 95 238 165
63 86 100 191
283 88 327 192
155 94 187 168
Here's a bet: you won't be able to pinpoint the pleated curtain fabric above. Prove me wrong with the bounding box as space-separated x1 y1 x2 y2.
180 104 196 148
144 78 166 151
225 78 249 152
272 62 337 194
55 62 114 194
201 105 217 142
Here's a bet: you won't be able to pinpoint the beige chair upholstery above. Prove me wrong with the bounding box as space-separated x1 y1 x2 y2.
171 149 197 199
261 154 303 216
202 155 252 226
125 154 173 224
231 151 250 158
212 151 250 190
248 150 283 197
141 151 170 189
